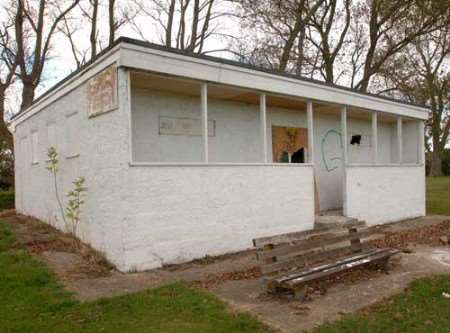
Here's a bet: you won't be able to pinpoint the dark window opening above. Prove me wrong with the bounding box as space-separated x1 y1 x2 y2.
292 147 305 163
350 135 362 145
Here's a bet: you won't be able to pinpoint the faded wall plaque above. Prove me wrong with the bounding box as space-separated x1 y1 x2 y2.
159 116 215 137
87 65 118 118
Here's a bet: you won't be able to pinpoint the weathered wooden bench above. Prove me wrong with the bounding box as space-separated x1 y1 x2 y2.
253 222 399 300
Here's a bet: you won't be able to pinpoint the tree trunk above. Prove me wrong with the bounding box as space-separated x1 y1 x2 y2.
323 49 334 83
430 151 443 176
295 25 306 75
108 0 115 46
166 0 176 47
428 94 444 176
90 0 99 59
20 82 36 111
279 21 302 71
0 87 14 187
0 87 12 147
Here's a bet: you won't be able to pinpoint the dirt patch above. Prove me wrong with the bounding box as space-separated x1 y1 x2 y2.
3 213 262 299
4 214 113 279
162 249 256 272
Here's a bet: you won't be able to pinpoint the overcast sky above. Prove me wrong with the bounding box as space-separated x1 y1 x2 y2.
46 3 235 86
1 0 238 114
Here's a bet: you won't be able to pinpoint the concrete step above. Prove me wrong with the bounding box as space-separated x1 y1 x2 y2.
318 209 344 216
314 215 362 230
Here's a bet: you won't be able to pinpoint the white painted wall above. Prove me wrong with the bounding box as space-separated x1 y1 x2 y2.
378 123 395 164
314 116 395 211
313 113 344 211
344 165 426 225
122 165 315 270
132 90 204 162
14 68 131 270
348 118 394 164
131 89 312 164
131 89 400 211
403 120 420 164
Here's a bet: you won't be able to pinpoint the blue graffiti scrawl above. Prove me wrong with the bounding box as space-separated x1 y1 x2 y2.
321 129 344 172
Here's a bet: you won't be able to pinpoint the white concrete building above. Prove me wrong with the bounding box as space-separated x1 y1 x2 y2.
10 38 428 272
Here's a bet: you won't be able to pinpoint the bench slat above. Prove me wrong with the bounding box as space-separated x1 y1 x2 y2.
253 220 365 247
257 229 372 261
274 248 386 284
282 249 400 288
261 242 372 276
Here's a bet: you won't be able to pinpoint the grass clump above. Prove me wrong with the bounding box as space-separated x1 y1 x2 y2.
427 177 450 215
314 276 450 333
0 189 14 210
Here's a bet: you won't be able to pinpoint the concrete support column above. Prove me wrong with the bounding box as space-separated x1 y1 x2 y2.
418 120 425 164
397 117 403 164
371 112 378 164
307 101 314 164
201 83 208 163
260 93 268 163
341 106 348 164
122 68 133 163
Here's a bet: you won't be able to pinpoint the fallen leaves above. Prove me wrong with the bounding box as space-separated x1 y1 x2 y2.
371 220 450 249
289 304 311 315
5 214 113 277
192 267 262 290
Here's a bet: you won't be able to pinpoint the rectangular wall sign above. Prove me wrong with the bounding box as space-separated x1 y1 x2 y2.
159 116 216 137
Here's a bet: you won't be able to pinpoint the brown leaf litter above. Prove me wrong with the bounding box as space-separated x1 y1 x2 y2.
4 212 450 296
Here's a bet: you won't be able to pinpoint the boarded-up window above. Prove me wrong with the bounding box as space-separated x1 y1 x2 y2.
19 135 28 166
47 122 56 149
31 131 39 164
66 113 79 158
272 126 308 163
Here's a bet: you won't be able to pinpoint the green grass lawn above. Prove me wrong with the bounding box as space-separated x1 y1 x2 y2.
427 177 450 215
313 275 450 333
0 221 268 333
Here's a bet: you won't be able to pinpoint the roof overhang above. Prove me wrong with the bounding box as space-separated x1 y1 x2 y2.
10 37 430 130
119 41 429 120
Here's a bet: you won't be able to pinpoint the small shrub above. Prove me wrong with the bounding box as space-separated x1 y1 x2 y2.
0 190 14 210
46 147 66 226
46 147 59 173
66 177 87 237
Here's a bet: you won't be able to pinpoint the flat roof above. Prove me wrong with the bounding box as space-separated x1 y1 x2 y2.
12 37 429 123
117 37 427 110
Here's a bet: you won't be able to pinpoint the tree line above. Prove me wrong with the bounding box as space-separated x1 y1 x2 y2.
0 0 449 183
